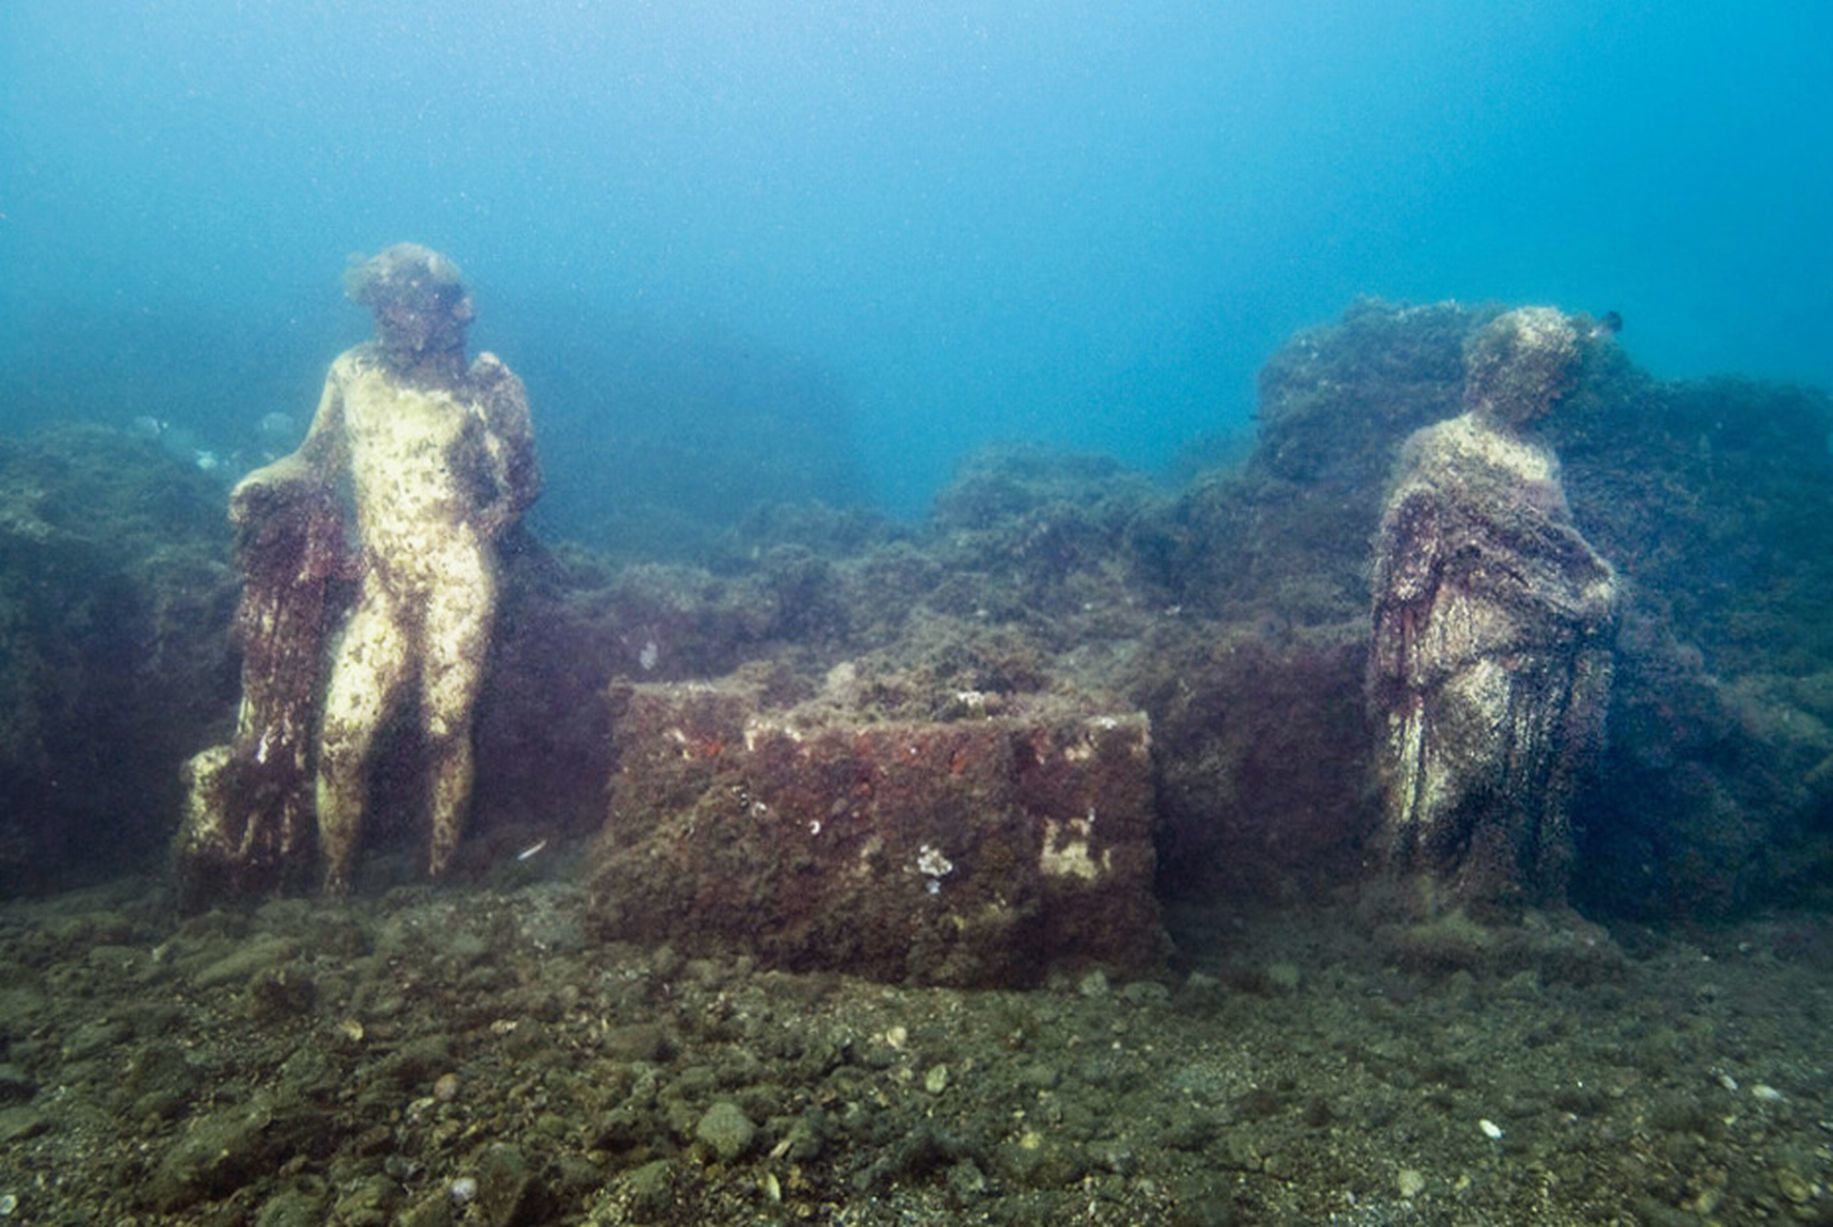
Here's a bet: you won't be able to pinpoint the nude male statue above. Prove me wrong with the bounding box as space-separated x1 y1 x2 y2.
233 243 541 892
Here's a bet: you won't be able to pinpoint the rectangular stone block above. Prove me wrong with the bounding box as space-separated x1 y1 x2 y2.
588 680 1164 986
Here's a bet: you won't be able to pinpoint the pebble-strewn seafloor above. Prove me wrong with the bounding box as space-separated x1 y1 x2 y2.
1 858 1829 1225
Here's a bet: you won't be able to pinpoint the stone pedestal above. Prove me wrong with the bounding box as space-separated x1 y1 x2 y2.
588 679 1165 986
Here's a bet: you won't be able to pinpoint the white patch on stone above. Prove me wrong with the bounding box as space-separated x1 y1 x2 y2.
1039 818 1109 880
916 844 955 880
743 717 805 754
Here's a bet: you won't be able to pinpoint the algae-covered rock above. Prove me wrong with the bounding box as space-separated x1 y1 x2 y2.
589 674 1165 986
475 1143 547 1227
0 426 236 893
147 1094 331 1211
694 1100 757 1162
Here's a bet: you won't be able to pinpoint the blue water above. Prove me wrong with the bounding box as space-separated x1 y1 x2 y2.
2 1 1828 521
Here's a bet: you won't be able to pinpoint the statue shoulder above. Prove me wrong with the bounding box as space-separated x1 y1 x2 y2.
328 347 376 385
1411 414 1474 455
469 351 519 386
1386 418 1461 491
469 352 529 409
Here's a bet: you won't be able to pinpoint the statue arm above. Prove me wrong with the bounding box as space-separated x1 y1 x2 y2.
471 354 543 539
1374 485 1444 608
1369 484 1444 688
230 363 349 526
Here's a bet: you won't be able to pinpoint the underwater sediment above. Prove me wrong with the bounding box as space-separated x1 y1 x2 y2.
2 874 1830 1222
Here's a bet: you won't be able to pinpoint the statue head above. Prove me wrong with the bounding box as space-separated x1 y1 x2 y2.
344 243 474 372
1462 307 1581 428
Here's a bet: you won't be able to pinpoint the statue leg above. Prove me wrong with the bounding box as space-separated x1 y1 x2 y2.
1514 650 1614 893
1386 661 1510 892
1423 659 1525 900
316 583 411 893
420 545 497 878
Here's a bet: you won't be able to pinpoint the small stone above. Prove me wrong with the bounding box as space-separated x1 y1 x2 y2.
696 1101 757 1162
947 1159 989 1198
1119 980 1171 1007
245 967 316 1021
432 1073 461 1102
331 1175 398 1222
191 936 299 990
1265 961 1301 992
476 1145 539 1225
624 1160 673 1217
1777 1167 1813 1205
1396 1168 1426 1199
0 1067 36 1106
1077 969 1110 998
0 1108 47 1147
1478 1118 1504 1140
924 1064 950 1094
603 1022 671 1063
1018 1062 1060 1091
